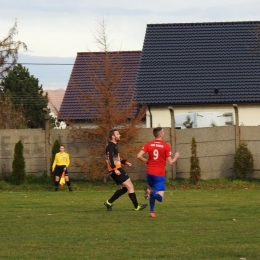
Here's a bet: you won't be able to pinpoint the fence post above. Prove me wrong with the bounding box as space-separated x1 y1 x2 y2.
43 108 51 176
233 104 240 149
168 106 177 179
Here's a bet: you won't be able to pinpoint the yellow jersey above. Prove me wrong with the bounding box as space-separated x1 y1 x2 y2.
52 152 70 170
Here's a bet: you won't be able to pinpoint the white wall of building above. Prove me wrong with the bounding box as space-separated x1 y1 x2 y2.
146 104 260 128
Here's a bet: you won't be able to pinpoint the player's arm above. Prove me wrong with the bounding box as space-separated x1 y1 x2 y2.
63 153 70 172
52 154 57 172
121 159 131 166
137 150 148 164
106 145 117 170
66 153 70 167
167 152 180 165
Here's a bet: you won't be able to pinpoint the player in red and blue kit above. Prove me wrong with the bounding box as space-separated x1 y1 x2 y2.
137 127 180 218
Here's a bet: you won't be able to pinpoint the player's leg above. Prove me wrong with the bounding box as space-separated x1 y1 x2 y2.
149 176 166 217
65 170 72 191
122 177 147 211
144 173 154 199
104 170 128 211
54 175 59 191
150 190 164 202
122 178 138 208
149 176 166 202
54 166 62 191
110 184 128 202
146 174 156 216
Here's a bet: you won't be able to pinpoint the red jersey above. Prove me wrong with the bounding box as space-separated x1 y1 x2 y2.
142 140 172 176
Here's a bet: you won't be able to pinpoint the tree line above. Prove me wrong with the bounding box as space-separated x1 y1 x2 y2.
1 18 146 181
0 21 48 129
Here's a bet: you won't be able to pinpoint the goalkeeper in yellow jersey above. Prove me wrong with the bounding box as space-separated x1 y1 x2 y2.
52 145 72 191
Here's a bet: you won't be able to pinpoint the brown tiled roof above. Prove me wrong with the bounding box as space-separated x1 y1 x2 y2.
44 89 65 116
59 51 141 120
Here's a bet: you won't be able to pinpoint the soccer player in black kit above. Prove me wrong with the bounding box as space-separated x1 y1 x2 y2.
104 129 147 211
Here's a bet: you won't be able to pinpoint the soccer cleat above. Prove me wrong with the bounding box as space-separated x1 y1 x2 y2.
144 187 151 199
149 212 156 218
104 201 113 211
135 203 148 211
69 187 73 192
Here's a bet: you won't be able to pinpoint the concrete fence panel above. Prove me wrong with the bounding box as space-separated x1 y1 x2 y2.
1 125 260 179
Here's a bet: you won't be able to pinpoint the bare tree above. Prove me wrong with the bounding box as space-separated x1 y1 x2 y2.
69 17 146 180
94 16 111 52
0 21 27 80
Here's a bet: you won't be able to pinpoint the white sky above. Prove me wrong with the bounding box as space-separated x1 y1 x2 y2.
1 0 260 89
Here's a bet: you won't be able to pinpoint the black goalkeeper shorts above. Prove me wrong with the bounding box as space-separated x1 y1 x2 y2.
54 165 68 177
109 168 129 185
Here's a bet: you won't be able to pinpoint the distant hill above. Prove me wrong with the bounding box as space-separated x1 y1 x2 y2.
44 89 65 116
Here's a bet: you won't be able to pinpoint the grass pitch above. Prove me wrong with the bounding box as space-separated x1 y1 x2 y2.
1 189 260 259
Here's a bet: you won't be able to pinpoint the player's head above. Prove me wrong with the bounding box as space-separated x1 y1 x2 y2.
59 145 65 152
109 129 121 142
153 127 164 139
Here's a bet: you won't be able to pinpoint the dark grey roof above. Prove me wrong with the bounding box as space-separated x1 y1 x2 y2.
136 21 260 105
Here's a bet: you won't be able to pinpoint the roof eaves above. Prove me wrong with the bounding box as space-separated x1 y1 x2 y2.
147 21 260 27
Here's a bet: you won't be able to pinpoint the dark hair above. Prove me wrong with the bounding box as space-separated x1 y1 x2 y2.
108 129 118 140
153 127 163 138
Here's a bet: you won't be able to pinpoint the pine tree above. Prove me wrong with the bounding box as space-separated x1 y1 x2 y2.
12 140 26 185
70 17 146 180
2 64 48 128
233 142 254 179
190 137 201 184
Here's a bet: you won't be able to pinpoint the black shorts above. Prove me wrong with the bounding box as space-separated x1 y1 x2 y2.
109 168 129 185
54 165 68 177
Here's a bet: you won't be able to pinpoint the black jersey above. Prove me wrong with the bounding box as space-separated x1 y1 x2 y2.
106 142 127 171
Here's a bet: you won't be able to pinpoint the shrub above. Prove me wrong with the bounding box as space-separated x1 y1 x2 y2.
233 142 254 179
51 139 60 177
190 137 201 184
51 139 60 165
12 140 26 185
25 172 51 184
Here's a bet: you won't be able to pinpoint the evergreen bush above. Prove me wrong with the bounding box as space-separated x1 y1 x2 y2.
51 139 60 176
12 140 26 185
190 137 201 184
52 139 61 164
233 142 254 179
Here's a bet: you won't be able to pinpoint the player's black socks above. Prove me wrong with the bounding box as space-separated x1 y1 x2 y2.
108 187 127 204
128 192 138 208
54 181 59 191
66 181 72 191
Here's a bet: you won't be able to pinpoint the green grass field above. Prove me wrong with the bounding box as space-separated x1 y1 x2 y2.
1 187 260 259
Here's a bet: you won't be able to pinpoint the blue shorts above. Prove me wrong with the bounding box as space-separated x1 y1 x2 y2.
147 174 166 191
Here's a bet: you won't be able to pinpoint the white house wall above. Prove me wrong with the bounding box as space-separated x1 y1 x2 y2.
146 104 260 128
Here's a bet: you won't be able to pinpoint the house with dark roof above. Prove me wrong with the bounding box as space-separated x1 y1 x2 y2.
59 51 141 127
136 21 260 127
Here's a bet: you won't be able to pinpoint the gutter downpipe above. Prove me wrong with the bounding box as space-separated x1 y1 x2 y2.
233 104 240 149
168 106 177 179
